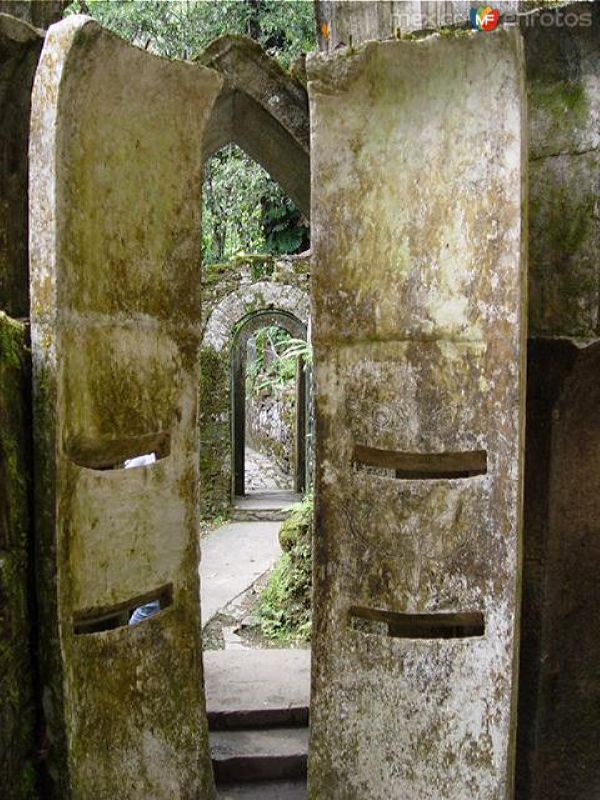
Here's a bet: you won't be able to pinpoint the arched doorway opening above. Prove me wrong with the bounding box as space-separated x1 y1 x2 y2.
198 85 312 795
231 308 308 500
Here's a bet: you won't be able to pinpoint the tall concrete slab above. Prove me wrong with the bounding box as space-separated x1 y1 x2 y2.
29 16 222 798
308 30 526 799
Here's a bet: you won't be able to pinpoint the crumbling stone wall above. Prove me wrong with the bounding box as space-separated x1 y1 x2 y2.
516 5 600 798
246 382 295 478
0 313 35 800
199 254 309 516
523 2 598 339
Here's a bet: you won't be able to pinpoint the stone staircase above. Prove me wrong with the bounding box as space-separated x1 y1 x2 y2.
204 650 310 799
211 718 308 798
232 490 302 522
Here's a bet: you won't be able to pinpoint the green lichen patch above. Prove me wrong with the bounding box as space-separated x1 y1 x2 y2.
198 346 231 520
530 79 589 127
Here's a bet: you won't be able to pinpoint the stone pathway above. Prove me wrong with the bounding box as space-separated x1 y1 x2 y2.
200 520 282 627
245 445 292 491
204 649 311 725
201 509 310 800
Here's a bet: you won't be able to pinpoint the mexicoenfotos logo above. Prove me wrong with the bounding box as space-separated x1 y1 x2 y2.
470 5 500 31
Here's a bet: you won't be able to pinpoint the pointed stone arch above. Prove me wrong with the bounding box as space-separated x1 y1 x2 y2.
198 35 310 217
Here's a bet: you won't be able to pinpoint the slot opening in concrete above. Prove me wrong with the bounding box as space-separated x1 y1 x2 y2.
352 444 487 480
66 431 171 470
73 584 173 634
349 607 485 639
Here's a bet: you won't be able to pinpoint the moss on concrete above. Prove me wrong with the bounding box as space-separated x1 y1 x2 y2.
198 346 231 520
0 312 37 799
532 79 588 122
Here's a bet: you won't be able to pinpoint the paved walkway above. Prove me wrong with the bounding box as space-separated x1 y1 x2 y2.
200 520 281 625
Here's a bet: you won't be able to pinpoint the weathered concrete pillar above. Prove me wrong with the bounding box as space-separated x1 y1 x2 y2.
308 29 526 799
0 13 42 317
0 313 35 799
29 16 222 798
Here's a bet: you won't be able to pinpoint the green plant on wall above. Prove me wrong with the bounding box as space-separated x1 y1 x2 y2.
258 492 313 642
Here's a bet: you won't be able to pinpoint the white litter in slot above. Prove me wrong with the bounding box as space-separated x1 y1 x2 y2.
124 452 156 469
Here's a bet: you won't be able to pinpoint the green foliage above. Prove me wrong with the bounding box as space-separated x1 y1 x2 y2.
258 493 313 642
68 0 315 66
246 325 311 399
261 184 310 255
202 145 309 264
202 145 310 264
202 145 270 263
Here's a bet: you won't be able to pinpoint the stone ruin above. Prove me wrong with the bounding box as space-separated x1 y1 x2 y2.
0 2 598 799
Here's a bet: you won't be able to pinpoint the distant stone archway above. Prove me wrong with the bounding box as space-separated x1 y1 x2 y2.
231 308 307 497
199 279 310 517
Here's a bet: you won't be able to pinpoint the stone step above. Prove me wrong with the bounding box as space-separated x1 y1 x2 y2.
208 704 308 731
231 507 292 522
204 649 311 732
211 727 309 784
217 778 307 799
232 491 302 523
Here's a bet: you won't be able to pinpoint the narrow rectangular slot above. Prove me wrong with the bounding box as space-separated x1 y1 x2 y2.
349 606 485 639
353 444 487 479
66 432 170 470
73 583 173 635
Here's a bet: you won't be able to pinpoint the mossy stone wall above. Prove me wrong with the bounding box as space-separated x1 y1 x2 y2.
0 312 36 799
523 2 599 339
